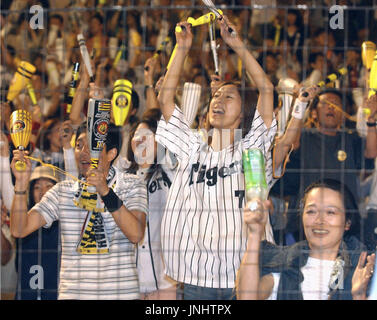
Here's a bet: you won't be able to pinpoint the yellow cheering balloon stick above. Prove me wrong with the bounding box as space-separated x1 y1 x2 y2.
360 41 376 119
301 67 348 97
368 50 377 98
175 12 216 33
167 12 217 71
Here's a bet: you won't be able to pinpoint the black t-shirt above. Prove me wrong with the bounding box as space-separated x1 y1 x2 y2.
272 129 375 203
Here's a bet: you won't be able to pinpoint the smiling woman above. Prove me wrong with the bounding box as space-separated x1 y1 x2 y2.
236 179 374 300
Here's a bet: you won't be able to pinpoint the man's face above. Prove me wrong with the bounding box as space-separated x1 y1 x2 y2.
316 93 343 130
74 132 92 176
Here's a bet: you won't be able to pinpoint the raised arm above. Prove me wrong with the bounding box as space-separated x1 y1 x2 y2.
236 200 274 300
218 16 274 127
157 22 193 122
144 56 160 111
273 86 319 171
10 150 47 238
69 61 90 126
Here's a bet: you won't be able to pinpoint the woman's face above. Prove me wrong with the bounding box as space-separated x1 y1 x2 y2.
131 123 157 168
316 93 343 130
208 84 242 130
48 122 62 151
33 178 56 203
302 187 349 260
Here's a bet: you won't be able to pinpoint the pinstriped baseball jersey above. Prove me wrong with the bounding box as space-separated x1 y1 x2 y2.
155 105 277 289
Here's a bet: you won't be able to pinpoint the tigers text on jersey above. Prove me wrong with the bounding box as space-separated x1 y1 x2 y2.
155 105 277 288
136 165 177 293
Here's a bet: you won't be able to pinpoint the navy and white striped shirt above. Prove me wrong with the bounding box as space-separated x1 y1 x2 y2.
33 167 148 300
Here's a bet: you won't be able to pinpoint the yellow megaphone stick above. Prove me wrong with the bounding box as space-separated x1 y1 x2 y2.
175 12 216 32
113 44 126 67
317 67 348 87
362 41 376 71
26 81 38 106
368 51 377 98
153 37 171 59
144 37 171 72
111 79 133 126
7 61 36 103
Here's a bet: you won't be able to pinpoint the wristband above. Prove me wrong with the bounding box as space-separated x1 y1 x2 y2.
14 190 27 195
366 121 377 127
291 99 308 120
101 188 123 213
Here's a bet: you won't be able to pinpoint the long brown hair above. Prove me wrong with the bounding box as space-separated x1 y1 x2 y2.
204 81 258 139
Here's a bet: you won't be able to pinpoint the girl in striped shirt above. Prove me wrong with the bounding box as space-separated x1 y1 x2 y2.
155 16 277 300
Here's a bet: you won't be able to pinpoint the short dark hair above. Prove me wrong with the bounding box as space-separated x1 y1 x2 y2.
300 179 360 238
49 14 64 25
309 88 345 112
91 12 104 25
204 81 258 139
76 121 122 165
309 52 324 65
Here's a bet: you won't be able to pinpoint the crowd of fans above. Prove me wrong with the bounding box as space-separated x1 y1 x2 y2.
0 0 377 300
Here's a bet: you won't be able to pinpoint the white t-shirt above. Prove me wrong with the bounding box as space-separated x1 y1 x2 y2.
155 105 277 289
268 257 336 300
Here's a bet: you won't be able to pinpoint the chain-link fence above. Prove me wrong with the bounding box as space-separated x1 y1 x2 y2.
1 0 377 301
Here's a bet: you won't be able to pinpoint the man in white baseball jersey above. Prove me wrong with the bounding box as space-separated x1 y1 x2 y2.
10 122 148 299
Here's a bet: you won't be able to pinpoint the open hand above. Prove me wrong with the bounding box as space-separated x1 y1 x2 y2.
144 56 158 84
298 85 320 103
218 16 242 50
352 251 376 300
364 93 377 121
60 120 74 149
175 22 193 53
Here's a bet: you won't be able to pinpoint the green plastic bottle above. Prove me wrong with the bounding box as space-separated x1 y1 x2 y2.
242 148 268 202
